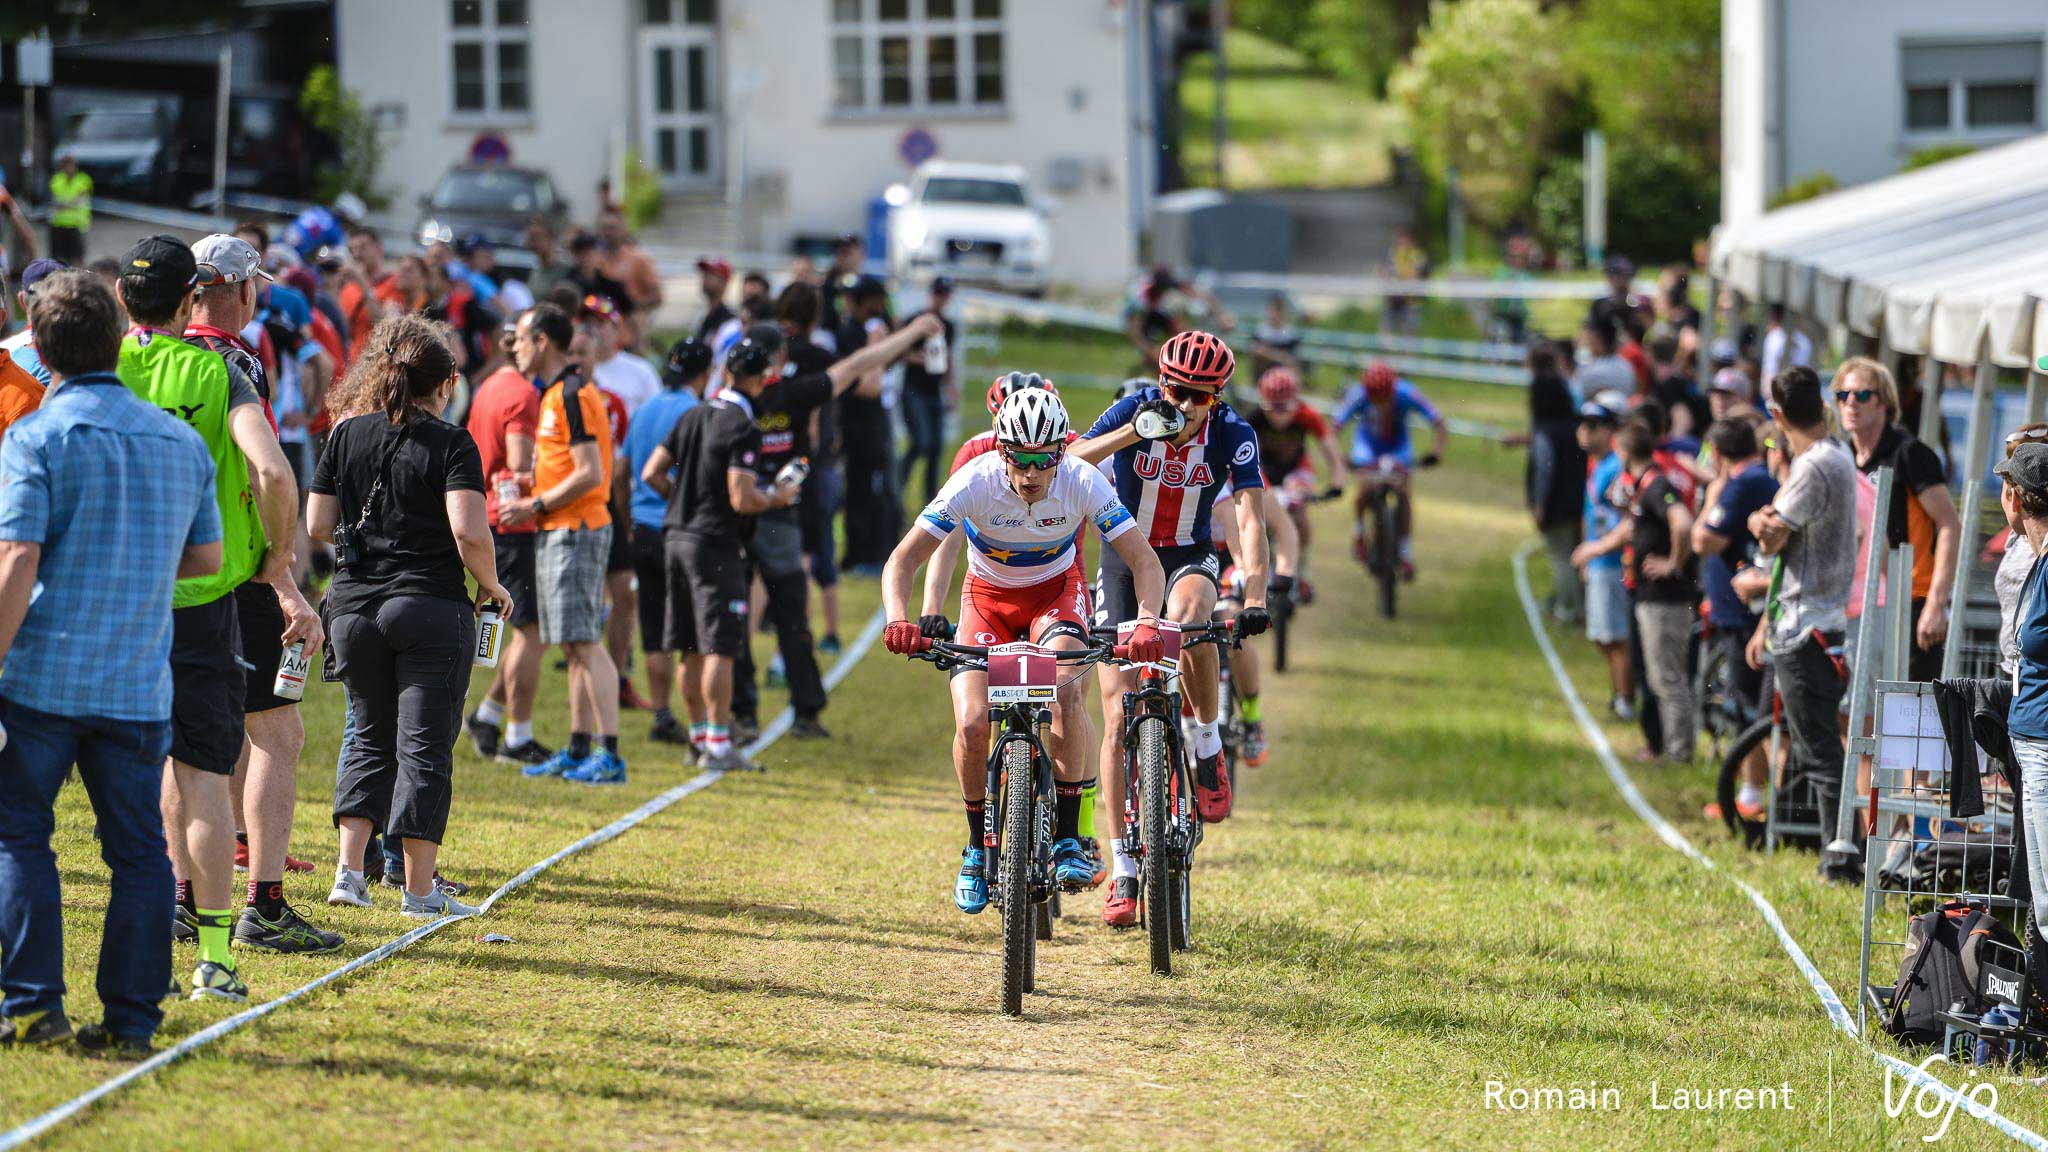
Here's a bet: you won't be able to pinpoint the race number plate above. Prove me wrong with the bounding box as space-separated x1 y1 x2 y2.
1117 619 1184 672
986 642 1060 704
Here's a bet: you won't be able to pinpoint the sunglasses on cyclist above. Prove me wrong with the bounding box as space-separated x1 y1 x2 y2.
1834 388 1878 405
1162 382 1219 405
1001 446 1063 471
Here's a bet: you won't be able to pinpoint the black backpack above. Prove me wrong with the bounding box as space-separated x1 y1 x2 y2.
1884 901 2023 1045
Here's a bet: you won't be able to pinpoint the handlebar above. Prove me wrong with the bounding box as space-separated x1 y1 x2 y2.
910 638 1122 674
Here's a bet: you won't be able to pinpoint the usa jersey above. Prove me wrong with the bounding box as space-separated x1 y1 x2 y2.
918 452 1136 589
1085 389 1264 548
1335 378 1440 459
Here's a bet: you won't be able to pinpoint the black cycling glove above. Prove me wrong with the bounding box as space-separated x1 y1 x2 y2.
1419 452 1442 469
916 614 954 640
1235 606 1272 641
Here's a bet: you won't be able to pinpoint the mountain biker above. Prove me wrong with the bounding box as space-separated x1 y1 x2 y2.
1211 480 1300 767
921 373 1109 889
1335 362 1447 580
1072 329 1271 928
1247 366 1344 595
882 388 1165 915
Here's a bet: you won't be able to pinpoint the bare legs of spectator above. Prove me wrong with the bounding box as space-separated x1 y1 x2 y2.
606 571 637 702
701 654 734 726
241 707 305 890
678 653 707 729
807 564 842 641
1597 641 1629 705
501 624 541 731
565 639 621 741
162 762 235 926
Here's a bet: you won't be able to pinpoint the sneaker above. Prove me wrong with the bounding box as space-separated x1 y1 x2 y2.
523 747 579 778
1397 557 1416 582
400 886 480 919
1102 876 1140 928
1243 721 1269 767
327 867 371 908
235 903 345 954
1081 837 1107 890
495 739 555 767
765 655 787 689
1052 837 1093 891
233 838 248 872
172 904 199 943
379 868 470 896
1701 797 1767 822
74 1024 150 1058
955 847 989 914
465 711 503 758
1296 577 1316 606
563 749 627 785
619 680 654 712
789 715 831 740
0 1008 72 1048
1193 751 1234 823
702 746 760 773
649 715 690 745
283 852 315 874
188 960 248 1004
732 716 761 746
1351 534 1368 566
1609 694 1637 723
819 634 843 657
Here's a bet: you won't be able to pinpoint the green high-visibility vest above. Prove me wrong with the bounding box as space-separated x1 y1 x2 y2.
120 330 264 607
49 170 90 231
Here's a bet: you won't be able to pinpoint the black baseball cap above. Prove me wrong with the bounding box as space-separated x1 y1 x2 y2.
850 275 889 303
664 337 712 385
1603 254 1635 278
930 275 955 293
122 234 198 294
1997 442 2048 494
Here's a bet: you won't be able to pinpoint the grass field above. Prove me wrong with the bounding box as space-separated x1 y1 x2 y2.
1179 28 1402 190
3 376 2042 1149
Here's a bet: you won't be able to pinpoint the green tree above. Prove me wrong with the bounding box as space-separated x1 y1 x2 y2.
299 66 385 209
1568 0 1719 168
1390 0 1568 227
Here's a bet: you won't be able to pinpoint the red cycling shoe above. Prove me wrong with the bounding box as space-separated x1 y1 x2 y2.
1102 876 1139 927
1194 752 1234 822
233 840 316 874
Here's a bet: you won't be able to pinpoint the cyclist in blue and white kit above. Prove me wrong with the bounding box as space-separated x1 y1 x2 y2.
1072 329 1272 928
1335 361 1448 580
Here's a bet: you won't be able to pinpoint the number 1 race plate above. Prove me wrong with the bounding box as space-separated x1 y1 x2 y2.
986 643 1060 704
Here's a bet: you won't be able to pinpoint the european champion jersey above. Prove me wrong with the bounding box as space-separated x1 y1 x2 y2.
1084 389 1264 548
1334 378 1441 462
918 451 1136 589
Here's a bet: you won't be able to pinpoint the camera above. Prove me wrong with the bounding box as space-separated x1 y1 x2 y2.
333 524 361 570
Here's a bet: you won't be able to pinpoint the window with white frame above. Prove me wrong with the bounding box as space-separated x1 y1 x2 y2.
830 0 1004 114
451 0 532 117
1901 39 2042 136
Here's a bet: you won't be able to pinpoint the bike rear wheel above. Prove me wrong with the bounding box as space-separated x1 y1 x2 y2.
999 737 1035 1015
1716 717 1773 845
1373 493 1398 619
1274 603 1291 672
1137 714 1173 976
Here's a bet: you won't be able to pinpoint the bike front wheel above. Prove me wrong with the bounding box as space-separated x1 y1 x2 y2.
998 737 1035 1015
1137 714 1174 976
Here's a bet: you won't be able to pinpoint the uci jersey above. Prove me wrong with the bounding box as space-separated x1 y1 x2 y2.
918 451 1135 589
1335 378 1440 459
1085 389 1264 548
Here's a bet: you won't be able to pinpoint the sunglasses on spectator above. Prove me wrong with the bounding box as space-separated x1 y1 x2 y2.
1001 445 1063 471
1833 388 1878 405
2007 428 2048 452
1162 382 1218 405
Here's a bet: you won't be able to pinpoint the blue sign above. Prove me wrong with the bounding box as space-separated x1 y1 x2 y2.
469 133 512 166
898 127 938 168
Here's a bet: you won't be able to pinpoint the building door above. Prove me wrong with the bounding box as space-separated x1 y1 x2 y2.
640 3 720 191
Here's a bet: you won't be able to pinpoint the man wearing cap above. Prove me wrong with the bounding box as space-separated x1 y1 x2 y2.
836 276 901 573
897 277 956 505
586 295 660 418
184 233 337 954
0 263 53 439
1570 398 1635 720
820 234 865 333
116 234 302 1000
623 339 708 748
1707 367 1754 424
1693 417 1776 820
464 309 553 767
695 258 735 343
1590 254 1640 331
4 258 66 389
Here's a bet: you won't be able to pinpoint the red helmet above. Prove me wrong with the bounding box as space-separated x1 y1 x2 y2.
1363 362 1397 401
985 371 1056 416
1158 329 1235 391
1257 366 1300 406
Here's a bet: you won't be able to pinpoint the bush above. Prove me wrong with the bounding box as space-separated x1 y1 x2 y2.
1768 171 1840 209
1904 143 1976 172
298 65 385 209
1606 141 1715 263
620 150 663 231
1532 157 1583 264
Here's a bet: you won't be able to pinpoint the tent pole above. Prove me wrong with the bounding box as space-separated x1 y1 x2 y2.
1829 467 1894 868
1940 353 1999 676
1917 357 1945 444
1697 276 1720 394
2028 369 2047 424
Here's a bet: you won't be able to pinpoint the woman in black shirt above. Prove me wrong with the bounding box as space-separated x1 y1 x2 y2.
309 314 509 918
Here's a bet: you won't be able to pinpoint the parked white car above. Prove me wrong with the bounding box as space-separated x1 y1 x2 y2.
886 161 1053 297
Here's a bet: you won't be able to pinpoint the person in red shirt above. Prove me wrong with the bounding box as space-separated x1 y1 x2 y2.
339 227 403 364
463 315 552 765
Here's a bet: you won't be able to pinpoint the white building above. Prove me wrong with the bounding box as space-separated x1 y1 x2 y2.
335 0 1147 287
1723 0 2048 229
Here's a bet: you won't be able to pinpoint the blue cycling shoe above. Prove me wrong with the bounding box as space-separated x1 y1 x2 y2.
523 748 578 778
955 847 989 914
563 749 627 784
1053 837 1094 891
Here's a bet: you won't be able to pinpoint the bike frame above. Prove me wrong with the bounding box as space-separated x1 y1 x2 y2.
982 701 1057 903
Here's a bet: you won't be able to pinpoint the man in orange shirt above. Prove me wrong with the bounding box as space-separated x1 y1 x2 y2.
0 267 45 439
338 227 403 363
499 302 624 783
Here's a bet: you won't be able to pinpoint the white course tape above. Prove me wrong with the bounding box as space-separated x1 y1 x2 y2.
1513 542 2048 1149
0 609 887 1150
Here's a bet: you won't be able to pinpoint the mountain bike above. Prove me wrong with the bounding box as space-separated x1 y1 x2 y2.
1693 609 1750 765
1354 460 1410 620
1270 486 1341 673
1097 619 1238 975
910 637 1114 1016
1713 631 1845 852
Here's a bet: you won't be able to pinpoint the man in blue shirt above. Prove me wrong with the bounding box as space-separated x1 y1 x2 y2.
1569 399 1634 720
1693 417 1777 820
0 270 221 1053
626 338 706 745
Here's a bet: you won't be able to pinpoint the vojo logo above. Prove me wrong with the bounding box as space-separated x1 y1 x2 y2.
1132 454 1215 488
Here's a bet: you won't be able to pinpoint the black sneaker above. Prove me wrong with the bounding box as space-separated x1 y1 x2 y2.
75 1024 150 1058
465 712 502 758
172 904 198 944
790 715 832 740
649 715 690 745
732 716 761 745
0 1008 72 1048
235 903 344 955
495 739 554 767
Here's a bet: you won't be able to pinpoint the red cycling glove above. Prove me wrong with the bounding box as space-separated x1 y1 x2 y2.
884 620 930 655
1124 621 1164 663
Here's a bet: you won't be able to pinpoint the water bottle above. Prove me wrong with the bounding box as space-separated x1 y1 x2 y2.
475 605 504 668
776 456 811 490
1976 1004 2019 1066
923 329 947 375
273 641 310 702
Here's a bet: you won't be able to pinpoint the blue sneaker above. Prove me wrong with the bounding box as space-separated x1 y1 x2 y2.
523 748 578 778
1053 837 1094 891
954 847 989 914
563 749 626 784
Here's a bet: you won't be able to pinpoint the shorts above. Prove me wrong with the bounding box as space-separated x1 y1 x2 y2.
1094 539 1221 628
606 503 634 574
493 530 540 628
958 566 1091 647
1351 442 1414 471
666 532 748 657
631 524 669 653
800 461 843 588
1265 462 1317 511
236 581 294 715
280 438 311 495
1585 565 1630 645
536 525 611 645
170 593 246 775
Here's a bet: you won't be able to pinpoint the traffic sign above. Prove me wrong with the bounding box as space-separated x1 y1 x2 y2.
898 127 937 168
16 36 52 88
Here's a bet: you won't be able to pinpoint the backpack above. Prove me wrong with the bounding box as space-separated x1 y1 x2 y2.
1884 901 2023 1045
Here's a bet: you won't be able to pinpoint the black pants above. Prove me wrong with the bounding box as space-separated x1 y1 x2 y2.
840 445 899 569
1774 630 1848 838
899 388 946 505
733 517 827 722
48 225 84 265
332 596 473 845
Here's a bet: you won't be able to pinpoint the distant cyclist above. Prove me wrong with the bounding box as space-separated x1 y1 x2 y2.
1246 366 1345 594
881 388 1164 915
1335 362 1447 580
1073 329 1271 928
